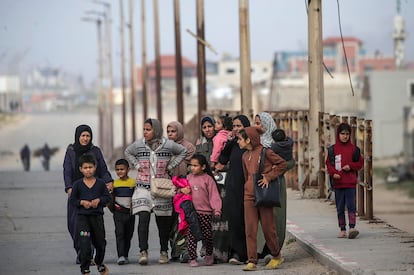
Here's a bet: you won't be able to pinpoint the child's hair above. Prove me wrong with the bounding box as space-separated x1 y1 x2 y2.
271 129 286 142
191 153 217 183
78 153 96 167
115 158 129 168
238 129 249 140
219 114 233 131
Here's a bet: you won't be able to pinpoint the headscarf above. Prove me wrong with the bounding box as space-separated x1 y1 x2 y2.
234 114 251 128
73 124 93 154
167 121 184 144
336 122 352 144
200 115 216 137
244 126 261 148
145 118 163 150
72 124 93 181
256 112 277 148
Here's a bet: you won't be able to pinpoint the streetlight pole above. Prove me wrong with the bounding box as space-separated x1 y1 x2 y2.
82 17 105 152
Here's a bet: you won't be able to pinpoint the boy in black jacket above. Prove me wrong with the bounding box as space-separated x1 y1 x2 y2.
70 154 111 275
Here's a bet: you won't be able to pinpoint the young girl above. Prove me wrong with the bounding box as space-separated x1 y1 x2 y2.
237 127 287 271
210 114 233 170
181 153 222 267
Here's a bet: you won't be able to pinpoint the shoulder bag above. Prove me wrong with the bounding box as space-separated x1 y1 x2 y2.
150 177 176 199
253 148 281 208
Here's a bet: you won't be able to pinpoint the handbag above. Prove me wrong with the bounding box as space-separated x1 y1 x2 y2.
253 148 281 208
150 178 176 198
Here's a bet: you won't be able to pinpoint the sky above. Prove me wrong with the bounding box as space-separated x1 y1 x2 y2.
1 0 413 84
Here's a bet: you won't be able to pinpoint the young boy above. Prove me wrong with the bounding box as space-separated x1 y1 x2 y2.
70 153 111 275
112 159 135 265
271 129 293 161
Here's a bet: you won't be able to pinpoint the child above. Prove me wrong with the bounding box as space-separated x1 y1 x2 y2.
325 122 364 239
70 153 111 275
112 159 135 265
237 127 286 271
180 153 222 267
271 129 294 161
210 114 233 170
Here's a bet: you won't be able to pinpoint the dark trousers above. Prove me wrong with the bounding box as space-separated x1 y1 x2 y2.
77 214 106 274
113 211 135 258
335 187 357 230
137 211 173 252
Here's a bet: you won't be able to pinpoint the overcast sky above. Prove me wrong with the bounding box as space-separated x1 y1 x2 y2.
1 0 413 84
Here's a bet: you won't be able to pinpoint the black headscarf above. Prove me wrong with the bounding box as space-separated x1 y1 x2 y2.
233 114 251 128
73 124 93 181
145 118 163 151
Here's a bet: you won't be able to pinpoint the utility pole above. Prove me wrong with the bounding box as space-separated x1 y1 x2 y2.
128 0 136 141
307 0 324 197
81 17 105 152
239 0 252 117
196 0 206 122
154 0 162 123
174 0 184 124
119 0 127 149
141 0 148 120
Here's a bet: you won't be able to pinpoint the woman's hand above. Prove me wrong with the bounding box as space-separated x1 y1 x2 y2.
258 175 269 188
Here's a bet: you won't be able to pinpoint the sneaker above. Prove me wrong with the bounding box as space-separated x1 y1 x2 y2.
205 254 214 266
180 252 189 263
265 257 284 269
117 256 126 265
229 254 243 265
242 262 257 271
159 251 169 264
97 264 109 275
348 228 359 239
81 270 90 275
124 257 129 264
189 259 199 267
138 251 148 265
337 230 347 238
263 254 272 265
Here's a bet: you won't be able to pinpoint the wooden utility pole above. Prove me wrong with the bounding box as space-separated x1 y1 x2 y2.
154 0 162 123
141 0 148 120
119 0 127 149
104 4 114 159
174 0 184 124
196 0 206 122
129 0 136 141
239 0 252 116
97 19 104 150
307 0 324 196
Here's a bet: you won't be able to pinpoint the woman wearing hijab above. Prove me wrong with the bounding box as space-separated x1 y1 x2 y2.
124 118 187 265
254 112 277 148
195 115 216 163
63 124 114 263
216 115 251 264
166 120 196 263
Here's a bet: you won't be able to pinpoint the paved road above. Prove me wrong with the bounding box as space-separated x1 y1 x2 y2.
0 170 335 275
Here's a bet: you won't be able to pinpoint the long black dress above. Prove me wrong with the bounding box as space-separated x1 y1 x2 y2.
218 138 247 262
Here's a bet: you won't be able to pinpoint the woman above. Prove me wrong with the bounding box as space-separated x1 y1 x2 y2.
195 115 227 263
254 112 292 261
166 120 196 263
124 118 187 265
63 124 113 263
216 115 251 264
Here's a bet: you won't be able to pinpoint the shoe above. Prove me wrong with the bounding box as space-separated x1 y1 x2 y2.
81 270 90 275
180 252 189 263
124 257 129 264
189 259 199 267
138 251 148 265
337 230 347 238
265 257 284 269
205 254 214 266
263 254 272 265
229 254 243 265
243 262 257 271
348 228 359 239
159 251 169 264
117 256 126 265
97 264 109 275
